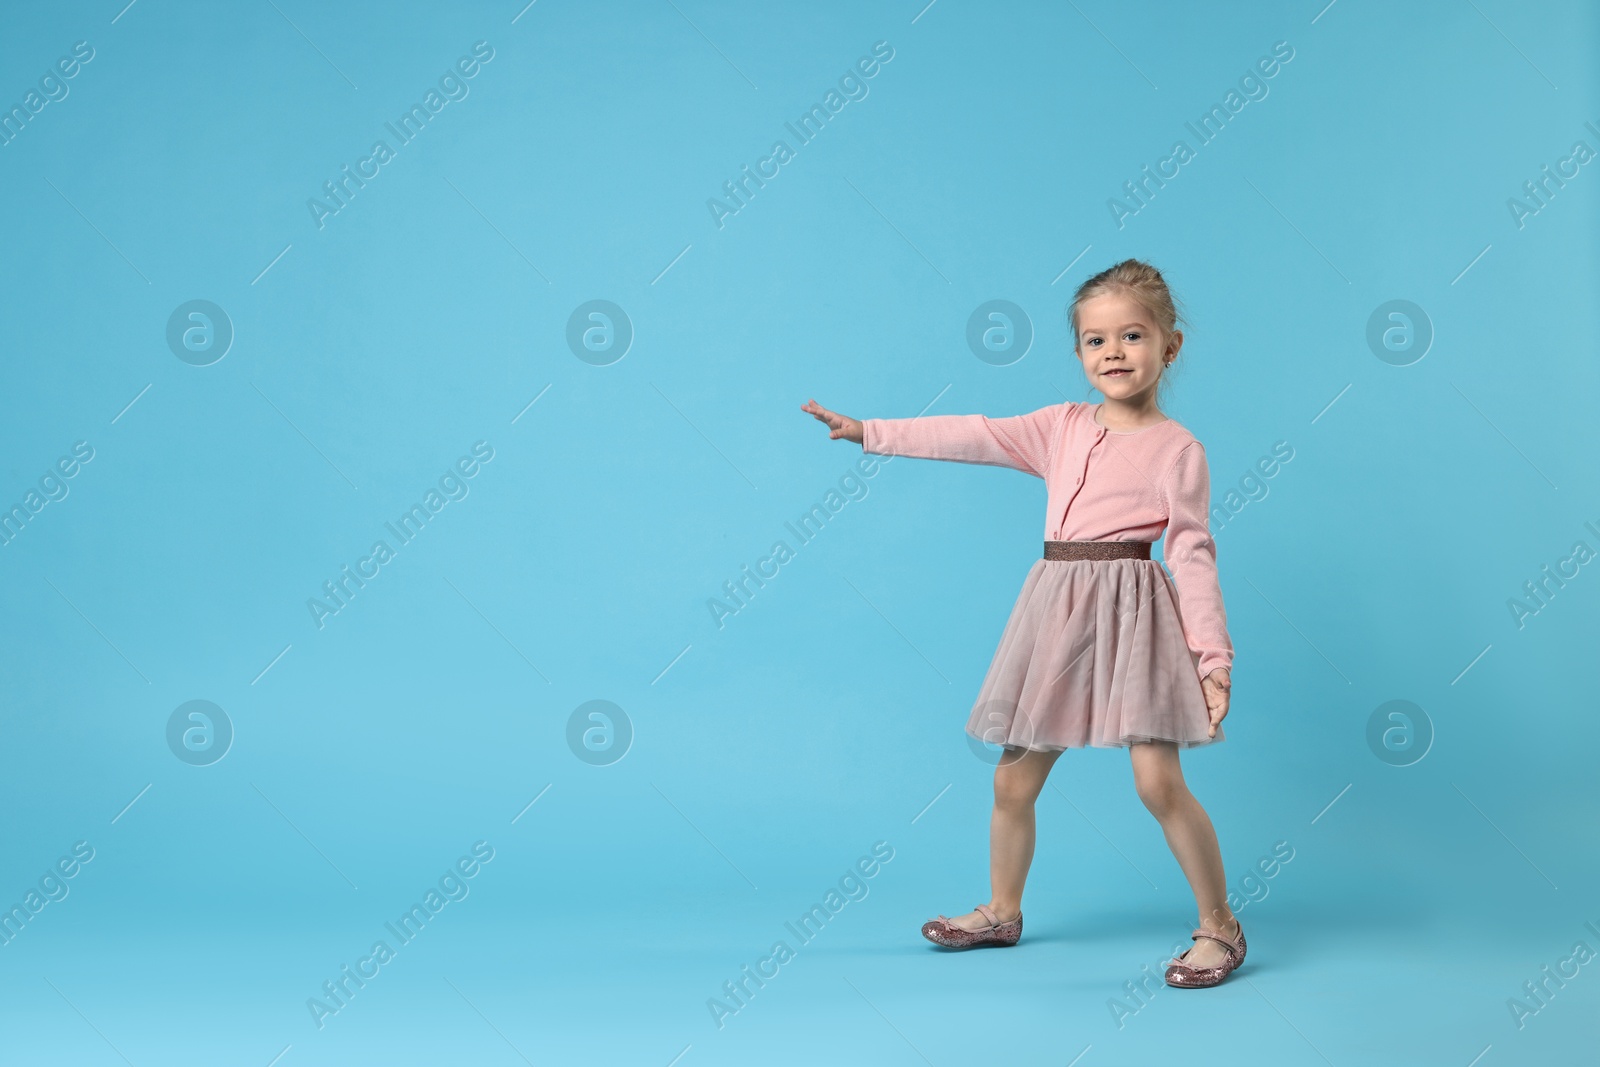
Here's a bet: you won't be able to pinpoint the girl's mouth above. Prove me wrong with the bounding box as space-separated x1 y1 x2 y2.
1103 369 1131 377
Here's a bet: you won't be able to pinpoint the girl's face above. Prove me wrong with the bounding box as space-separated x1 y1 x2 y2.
1074 291 1179 402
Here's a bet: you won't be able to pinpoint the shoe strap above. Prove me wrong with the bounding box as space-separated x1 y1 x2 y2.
974 904 1000 928
1190 924 1241 953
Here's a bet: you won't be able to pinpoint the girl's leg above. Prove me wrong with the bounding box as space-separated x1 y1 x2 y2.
947 745 1063 930
1128 740 1237 968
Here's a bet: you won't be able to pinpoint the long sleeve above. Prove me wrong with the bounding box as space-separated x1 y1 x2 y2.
1161 442 1234 681
860 403 1064 479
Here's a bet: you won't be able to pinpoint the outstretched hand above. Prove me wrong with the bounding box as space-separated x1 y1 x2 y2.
801 399 863 444
1201 668 1231 737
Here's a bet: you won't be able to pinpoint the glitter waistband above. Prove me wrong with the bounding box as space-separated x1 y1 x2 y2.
1043 540 1153 561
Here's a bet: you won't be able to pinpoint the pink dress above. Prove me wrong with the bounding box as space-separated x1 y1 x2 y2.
861 400 1234 750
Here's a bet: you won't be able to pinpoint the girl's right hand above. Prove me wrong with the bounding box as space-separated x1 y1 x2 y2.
801 399 863 444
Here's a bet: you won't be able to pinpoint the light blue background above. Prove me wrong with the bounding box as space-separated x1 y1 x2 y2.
2 1 1597 1064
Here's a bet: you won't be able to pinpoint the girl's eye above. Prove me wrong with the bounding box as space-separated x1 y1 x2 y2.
1125 332 1141 341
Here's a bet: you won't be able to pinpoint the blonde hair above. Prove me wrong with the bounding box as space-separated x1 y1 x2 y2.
1068 258 1187 402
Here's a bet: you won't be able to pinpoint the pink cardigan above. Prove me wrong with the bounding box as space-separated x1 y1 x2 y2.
861 400 1233 681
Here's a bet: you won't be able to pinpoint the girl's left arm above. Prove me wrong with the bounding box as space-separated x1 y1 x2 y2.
1162 441 1234 683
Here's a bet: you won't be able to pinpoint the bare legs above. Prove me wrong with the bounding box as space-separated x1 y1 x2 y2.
1129 739 1237 968
943 740 1236 966
946 746 1063 931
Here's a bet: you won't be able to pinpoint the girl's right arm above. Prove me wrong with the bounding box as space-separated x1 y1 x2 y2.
802 399 1065 478
858 404 1065 479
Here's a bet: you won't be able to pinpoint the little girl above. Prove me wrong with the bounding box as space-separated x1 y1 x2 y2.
801 259 1243 988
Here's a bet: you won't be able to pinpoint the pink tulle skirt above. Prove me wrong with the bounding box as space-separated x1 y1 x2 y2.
965 558 1222 750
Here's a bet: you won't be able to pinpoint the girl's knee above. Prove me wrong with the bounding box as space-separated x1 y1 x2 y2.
1130 742 1187 814
992 780 1043 812
993 774 1038 812
993 749 1054 810
1133 772 1186 815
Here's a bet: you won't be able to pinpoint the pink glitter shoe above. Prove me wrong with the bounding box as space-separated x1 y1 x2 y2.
1164 919 1246 988
920 904 1022 949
